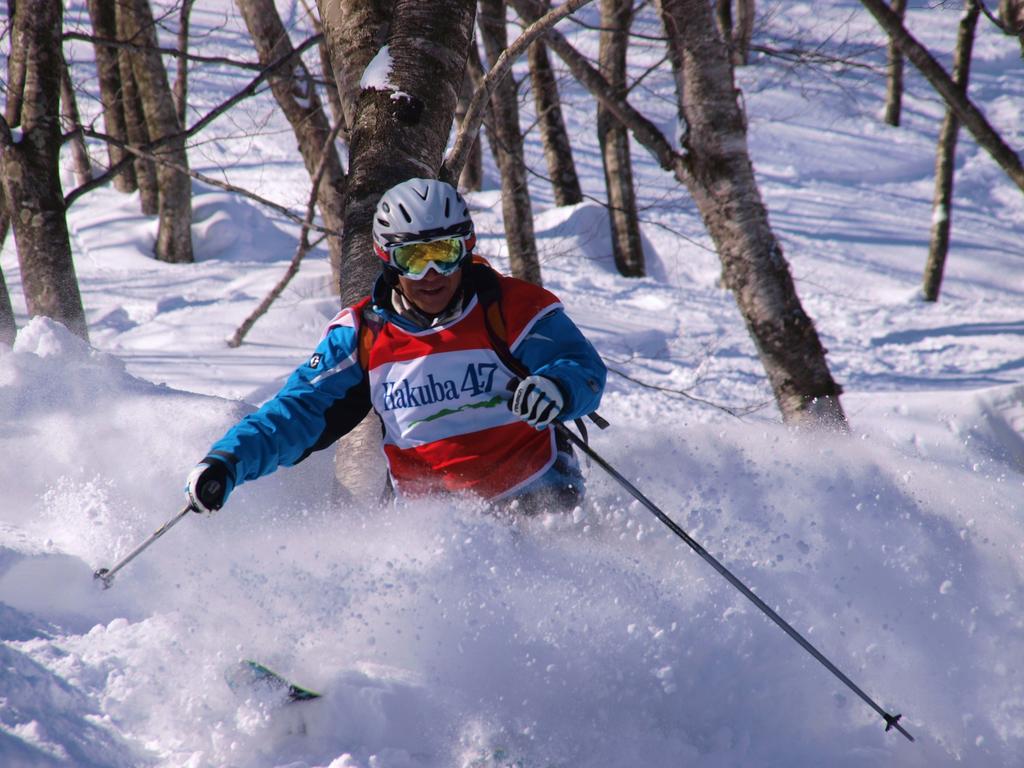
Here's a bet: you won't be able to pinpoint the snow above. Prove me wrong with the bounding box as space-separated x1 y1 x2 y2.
2 1 1024 766
360 46 396 92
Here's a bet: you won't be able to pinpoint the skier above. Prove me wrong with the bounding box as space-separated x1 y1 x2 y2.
185 178 606 515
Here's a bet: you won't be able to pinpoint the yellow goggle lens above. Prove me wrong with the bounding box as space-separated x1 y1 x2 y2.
392 238 464 275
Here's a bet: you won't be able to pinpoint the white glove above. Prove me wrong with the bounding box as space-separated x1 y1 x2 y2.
511 375 565 429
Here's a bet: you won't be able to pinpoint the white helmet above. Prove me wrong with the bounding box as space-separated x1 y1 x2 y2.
372 178 475 266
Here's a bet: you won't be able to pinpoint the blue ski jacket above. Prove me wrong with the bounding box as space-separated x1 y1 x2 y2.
202 265 606 505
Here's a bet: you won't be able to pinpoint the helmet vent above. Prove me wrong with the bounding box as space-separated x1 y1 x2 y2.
376 217 390 227
444 197 451 218
381 202 390 213
398 203 412 223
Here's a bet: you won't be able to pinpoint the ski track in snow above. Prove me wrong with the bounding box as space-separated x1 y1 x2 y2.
2 1 1024 766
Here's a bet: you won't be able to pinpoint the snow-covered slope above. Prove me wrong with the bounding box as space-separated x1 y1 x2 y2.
2 1 1023 766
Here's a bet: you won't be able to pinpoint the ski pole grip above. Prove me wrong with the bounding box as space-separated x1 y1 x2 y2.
506 377 609 429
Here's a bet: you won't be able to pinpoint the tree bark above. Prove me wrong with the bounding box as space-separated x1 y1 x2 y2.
0 0 89 342
301 0 347 133
463 40 504 174
860 0 1024 193
174 0 194 128
116 3 159 214
320 0 476 501
316 0 392 140
598 0 644 277
86 0 136 192
4 3 27 128
714 0 755 66
455 63 484 191
883 0 907 126
59 51 93 187
732 0 755 66
528 35 582 205
237 0 347 292
118 0 194 263
922 0 979 302
479 0 542 285
1 1 22 253
999 0 1024 55
0 264 15 347
657 0 843 425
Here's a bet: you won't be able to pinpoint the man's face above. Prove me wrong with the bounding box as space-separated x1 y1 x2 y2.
397 267 462 316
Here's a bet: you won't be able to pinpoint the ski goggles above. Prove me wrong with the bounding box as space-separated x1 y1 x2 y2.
388 237 467 279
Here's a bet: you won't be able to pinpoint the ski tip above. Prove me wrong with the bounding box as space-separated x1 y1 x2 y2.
226 660 322 703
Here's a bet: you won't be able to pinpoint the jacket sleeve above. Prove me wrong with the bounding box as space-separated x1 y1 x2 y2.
203 318 371 495
513 307 606 421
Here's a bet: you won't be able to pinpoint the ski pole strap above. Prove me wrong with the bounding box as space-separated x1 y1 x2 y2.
475 268 610 433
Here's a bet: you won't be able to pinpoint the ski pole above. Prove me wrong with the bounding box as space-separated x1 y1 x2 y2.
93 504 194 589
556 424 915 742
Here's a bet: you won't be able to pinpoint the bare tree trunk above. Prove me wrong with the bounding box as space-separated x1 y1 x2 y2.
715 0 731 42
464 40 504 174
528 34 582 205
237 0 347 292
999 0 1024 55
4 4 27 128
0 0 89 342
922 0 979 302
860 0 1024 193
455 63 484 191
598 0 644 277
658 0 842 425
883 0 907 126
0 264 15 347
479 0 542 285
316 0 392 139
1 2 19 254
116 5 159 214
0 9 16 345
59 51 93 187
300 0 347 133
86 0 136 192
319 0 476 502
733 0 755 65
174 0 194 127
714 0 754 65
118 0 194 263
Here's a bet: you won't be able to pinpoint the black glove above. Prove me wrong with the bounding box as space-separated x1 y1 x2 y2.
185 459 232 514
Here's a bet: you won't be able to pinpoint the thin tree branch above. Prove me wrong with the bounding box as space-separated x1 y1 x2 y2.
63 34 325 207
63 31 266 71
228 119 345 347
63 151 134 207
975 0 1012 32
80 127 343 237
177 34 323 144
747 43 883 74
442 0 594 183
606 364 770 418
